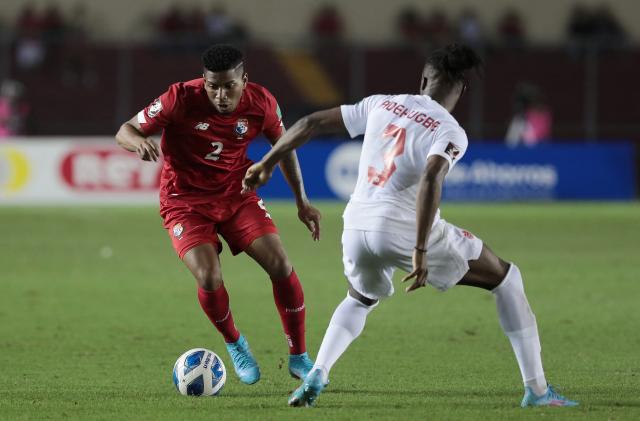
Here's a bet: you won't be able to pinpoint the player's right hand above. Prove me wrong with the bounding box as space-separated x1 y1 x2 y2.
136 138 160 162
242 162 273 193
297 201 322 241
401 249 428 293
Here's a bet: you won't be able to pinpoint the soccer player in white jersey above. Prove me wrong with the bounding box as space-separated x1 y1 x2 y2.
242 44 578 408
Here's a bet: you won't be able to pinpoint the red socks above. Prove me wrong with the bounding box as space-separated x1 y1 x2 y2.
271 270 306 355
197 285 240 344
197 272 306 354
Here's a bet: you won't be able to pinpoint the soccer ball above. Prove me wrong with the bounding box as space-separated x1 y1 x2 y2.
172 348 226 396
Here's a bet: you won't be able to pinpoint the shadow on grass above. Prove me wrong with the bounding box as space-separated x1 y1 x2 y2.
323 387 516 399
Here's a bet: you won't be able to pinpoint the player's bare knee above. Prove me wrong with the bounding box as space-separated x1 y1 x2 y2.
193 267 223 291
480 245 510 282
497 258 510 279
268 255 293 281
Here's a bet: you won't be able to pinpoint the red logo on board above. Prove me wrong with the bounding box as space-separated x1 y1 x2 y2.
60 147 162 191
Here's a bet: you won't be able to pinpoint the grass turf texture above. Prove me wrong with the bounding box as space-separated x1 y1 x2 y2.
0 202 638 420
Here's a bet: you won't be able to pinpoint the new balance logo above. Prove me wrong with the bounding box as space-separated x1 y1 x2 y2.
194 122 210 130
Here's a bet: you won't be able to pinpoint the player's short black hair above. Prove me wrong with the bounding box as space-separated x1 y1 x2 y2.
201 44 244 73
425 43 483 86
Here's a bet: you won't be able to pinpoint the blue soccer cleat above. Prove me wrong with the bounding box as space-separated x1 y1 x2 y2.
521 385 579 407
225 335 260 385
288 368 326 407
288 352 314 380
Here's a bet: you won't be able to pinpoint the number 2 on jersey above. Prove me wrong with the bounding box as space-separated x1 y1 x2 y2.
204 141 223 161
367 124 406 187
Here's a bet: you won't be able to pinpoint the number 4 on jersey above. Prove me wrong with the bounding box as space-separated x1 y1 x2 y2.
367 124 406 187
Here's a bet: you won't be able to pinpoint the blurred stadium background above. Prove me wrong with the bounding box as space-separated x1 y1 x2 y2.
0 0 638 201
1 0 639 419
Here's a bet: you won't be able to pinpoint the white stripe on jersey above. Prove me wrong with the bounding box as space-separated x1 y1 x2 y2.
137 110 147 124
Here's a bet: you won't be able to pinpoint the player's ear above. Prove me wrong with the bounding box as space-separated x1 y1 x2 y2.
242 72 248 85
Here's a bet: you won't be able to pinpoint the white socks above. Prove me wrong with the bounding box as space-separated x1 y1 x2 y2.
312 294 376 383
492 264 547 395
310 265 547 395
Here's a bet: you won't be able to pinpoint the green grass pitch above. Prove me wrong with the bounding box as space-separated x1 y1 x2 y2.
0 202 639 420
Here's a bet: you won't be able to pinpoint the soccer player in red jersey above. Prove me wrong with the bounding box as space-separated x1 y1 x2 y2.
115 44 320 385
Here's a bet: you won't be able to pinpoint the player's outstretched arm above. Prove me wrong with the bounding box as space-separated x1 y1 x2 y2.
265 107 346 168
275 147 322 241
402 155 449 293
115 116 160 162
242 108 346 192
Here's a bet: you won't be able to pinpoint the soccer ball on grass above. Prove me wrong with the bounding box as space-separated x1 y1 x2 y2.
172 348 226 396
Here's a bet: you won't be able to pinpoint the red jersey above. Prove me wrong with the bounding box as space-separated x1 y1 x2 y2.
137 79 284 203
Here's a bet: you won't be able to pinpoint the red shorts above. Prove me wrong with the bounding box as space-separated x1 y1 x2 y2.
160 193 278 259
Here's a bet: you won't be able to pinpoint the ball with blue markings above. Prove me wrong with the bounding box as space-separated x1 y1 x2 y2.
173 348 226 396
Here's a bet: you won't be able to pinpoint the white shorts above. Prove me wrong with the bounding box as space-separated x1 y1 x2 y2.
342 219 483 300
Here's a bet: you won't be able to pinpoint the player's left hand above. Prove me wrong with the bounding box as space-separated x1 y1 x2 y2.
242 162 274 194
402 248 428 293
297 202 321 241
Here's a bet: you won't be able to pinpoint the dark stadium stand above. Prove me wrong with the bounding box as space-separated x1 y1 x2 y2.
7 42 640 143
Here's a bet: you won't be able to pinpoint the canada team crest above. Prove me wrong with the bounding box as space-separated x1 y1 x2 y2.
235 118 249 138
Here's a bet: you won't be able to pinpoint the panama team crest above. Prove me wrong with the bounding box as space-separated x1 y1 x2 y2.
235 118 249 138
173 223 184 239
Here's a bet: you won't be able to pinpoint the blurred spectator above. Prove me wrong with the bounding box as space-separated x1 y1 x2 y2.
14 37 46 71
66 3 89 38
16 4 44 37
41 4 65 43
567 4 597 51
591 4 627 48
0 80 29 138
497 9 526 48
185 6 205 42
423 10 452 48
204 5 248 43
396 7 423 44
567 4 626 52
14 4 46 71
506 83 551 147
60 3 96 87
157 4 187 39
456 9 484 48
311 4 344 44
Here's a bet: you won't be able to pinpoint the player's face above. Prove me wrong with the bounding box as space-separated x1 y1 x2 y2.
203 68 248 114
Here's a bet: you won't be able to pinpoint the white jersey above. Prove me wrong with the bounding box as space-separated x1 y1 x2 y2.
340 94 468 234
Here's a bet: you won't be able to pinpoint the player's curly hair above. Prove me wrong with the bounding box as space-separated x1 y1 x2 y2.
201 44 244 73
425 43 483 86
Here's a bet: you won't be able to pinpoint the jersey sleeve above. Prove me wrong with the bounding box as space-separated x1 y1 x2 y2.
262 89 285 142
340 95 388 138
426 126 468 173
136 83 184 137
